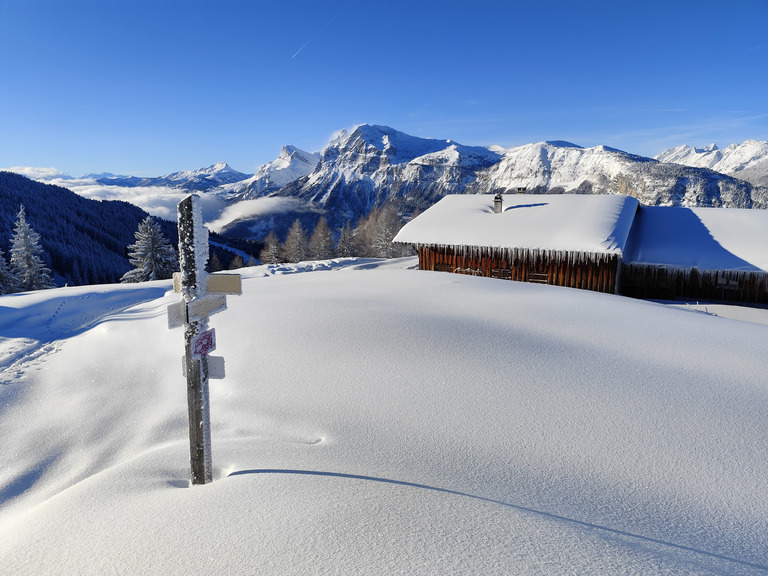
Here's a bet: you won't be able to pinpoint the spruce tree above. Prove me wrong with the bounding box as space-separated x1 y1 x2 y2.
120 216 177 283
10 205 55 291
0 247 20 294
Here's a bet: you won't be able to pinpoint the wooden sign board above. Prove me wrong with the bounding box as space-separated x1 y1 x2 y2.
187 294 227 322
173 272 242 295
182 355 226 379
167 300 186 330
207 274 242 295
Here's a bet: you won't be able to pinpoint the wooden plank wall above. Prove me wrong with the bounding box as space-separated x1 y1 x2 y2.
620 263 768 304
418 244 620 294
416 244 768 303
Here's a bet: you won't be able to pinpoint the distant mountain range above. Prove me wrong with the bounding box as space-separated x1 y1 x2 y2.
0 172 252 286
13 125 768 242
84 161 251 191
655 140 768 187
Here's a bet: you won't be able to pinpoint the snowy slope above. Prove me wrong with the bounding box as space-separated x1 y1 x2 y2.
656 140 768 186
2 259 768 574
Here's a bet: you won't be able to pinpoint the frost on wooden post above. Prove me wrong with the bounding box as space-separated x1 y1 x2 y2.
173 194 239 484
177 193 213 485
177 194 209 303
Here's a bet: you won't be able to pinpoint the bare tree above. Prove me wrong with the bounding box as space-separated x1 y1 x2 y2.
259 230 282 265
281 219 308 263
308 217 334 260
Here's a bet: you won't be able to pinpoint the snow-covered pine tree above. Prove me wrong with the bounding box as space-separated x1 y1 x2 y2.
120 216 177 283
308 216 333 260
10 205 55 291
0 247 20 294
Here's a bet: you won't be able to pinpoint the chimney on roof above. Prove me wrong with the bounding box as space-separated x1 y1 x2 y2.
493 192 503 213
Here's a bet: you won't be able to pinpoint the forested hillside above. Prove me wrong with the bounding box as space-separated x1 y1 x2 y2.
0 172 178 285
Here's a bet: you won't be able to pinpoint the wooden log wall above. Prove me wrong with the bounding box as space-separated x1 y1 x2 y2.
418 244 620 294
620 263 768 304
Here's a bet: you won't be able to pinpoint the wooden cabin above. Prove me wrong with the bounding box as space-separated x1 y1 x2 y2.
394 193 768 304
394 193 639 295
621 205 768 303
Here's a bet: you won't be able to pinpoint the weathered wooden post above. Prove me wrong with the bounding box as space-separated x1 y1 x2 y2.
168 194 241 485
178 194 213 484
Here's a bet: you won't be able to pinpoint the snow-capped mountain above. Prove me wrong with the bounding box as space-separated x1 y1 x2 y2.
157 161 250 190
84 161 251 191
218 145 320 199
273 124 503 225
235 126 764 238
655 140 768 187
12 125 768 241
472 141 761 208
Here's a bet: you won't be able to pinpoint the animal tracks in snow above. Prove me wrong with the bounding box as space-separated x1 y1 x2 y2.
0 284 170 384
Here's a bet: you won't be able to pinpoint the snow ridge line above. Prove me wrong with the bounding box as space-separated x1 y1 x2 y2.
228 468 768 572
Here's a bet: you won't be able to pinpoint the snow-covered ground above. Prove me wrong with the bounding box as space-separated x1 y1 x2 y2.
1 257 767 575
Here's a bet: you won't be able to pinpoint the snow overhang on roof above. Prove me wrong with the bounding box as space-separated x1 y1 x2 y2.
623 206 768 272
394 193 639 255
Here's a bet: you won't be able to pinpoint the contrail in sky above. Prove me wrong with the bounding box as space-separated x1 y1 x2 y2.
291 3 351 60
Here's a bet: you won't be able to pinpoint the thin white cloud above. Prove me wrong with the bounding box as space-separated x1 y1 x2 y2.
1 166 70 180
206 197 314 234
1 169 226 222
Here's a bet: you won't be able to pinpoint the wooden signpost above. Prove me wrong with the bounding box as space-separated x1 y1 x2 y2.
169 194 241 485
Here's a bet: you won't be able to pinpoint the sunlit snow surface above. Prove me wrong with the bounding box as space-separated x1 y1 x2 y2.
1 258 767 575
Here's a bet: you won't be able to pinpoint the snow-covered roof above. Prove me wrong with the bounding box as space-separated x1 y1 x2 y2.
624 205 768 272
394 193 639 254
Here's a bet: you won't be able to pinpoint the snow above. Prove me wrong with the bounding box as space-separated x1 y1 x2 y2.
480 141 645 192
624 205 768 271
344 124 500 167
2 257 768 574
656 140 768 174
216 146 321 199
394 193 639 254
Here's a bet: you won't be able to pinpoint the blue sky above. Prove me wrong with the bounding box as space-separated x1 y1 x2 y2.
1 0 766 177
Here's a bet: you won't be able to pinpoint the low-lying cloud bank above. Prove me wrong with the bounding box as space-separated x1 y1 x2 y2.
1 167 227 222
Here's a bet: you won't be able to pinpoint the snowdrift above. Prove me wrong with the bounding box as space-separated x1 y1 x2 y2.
1 258 767 575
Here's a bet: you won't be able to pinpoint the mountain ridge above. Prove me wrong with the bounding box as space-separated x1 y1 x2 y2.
10 125 768 241
655 140 768 187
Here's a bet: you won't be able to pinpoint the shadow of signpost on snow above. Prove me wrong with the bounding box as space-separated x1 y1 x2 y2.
228 468 768 573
